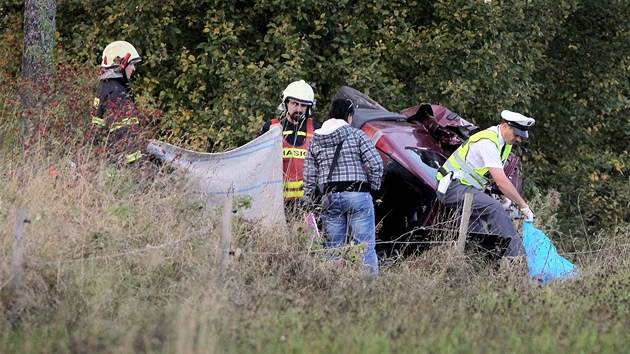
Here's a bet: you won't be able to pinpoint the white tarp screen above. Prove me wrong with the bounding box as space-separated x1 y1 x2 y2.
146 126 286 226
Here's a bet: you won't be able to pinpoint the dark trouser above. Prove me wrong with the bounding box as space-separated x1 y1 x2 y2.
108 126 145 166
436 179 525 257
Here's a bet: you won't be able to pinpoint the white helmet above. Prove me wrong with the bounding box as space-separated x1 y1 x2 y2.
100 41 141 70
282 80 315 107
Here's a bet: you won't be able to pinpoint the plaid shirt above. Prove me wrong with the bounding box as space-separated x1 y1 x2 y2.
304 121 383 199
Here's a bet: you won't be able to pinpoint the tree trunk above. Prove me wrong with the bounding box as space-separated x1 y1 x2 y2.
20 0 56 140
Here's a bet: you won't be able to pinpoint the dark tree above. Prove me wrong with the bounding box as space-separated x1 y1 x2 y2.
20 0 56 138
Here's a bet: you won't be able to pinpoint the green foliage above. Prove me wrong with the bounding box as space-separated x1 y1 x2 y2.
1 0 630 233
0 0 23 78
0 76 20 154
22 0 577 147
234 194 253 211
413 0 579 127
529 0 630 233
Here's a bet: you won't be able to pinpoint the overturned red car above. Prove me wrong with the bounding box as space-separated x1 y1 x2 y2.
333 86 523 260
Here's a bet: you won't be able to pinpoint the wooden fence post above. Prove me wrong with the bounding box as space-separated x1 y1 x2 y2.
456 193 473 253
221 193 233 270
12 207 28 286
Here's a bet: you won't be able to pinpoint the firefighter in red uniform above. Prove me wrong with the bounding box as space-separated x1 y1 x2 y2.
260 80 321 217
91 40 145 166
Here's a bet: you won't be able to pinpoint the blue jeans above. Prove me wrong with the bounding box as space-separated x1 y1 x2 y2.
321 192 379 276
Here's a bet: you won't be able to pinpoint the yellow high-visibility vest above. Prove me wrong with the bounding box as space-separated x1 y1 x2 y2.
437 129 511 189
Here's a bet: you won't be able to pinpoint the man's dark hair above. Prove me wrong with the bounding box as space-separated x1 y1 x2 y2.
328 98 354 122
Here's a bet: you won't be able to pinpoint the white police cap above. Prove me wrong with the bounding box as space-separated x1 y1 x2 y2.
501 110 535 138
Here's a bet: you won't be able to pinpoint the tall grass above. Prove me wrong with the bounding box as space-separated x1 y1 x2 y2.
1 70 630 353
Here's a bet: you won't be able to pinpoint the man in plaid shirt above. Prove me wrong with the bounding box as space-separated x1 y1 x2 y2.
304 98 383 276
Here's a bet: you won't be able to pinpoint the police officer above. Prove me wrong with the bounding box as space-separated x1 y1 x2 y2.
436 110 535 258
91 40 144 165
260 80 322 216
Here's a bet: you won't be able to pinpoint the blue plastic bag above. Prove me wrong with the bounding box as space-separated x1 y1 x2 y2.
522 222 579 284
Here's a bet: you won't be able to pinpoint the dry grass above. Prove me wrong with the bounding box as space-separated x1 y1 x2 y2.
2 78 630 353
1 150 629 353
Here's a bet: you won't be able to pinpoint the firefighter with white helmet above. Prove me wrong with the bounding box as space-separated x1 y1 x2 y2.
91 40 144 165
260 80 322 215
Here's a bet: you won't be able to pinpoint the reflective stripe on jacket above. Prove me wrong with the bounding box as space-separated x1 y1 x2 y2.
437 128 512 189
91 78 143 164
110 117 140 132
91 79 138 131
125 150 143 163
272 117 315 200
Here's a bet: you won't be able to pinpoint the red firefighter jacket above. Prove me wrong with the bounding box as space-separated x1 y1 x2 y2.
271 117 315 200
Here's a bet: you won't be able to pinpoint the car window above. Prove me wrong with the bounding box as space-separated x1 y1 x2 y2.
405 147 447 177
